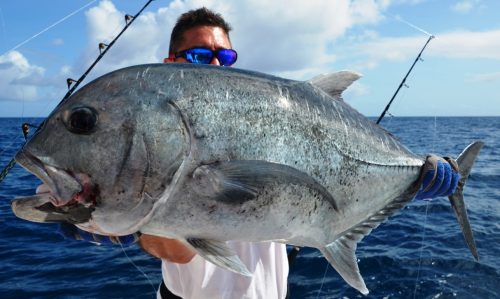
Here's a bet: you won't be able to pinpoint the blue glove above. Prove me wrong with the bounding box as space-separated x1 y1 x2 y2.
57 223 140 246
415 155 460 200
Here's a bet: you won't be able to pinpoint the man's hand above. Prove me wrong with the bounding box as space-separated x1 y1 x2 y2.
415 155 460 200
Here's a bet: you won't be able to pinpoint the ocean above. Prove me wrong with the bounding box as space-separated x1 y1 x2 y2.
0 116 498 298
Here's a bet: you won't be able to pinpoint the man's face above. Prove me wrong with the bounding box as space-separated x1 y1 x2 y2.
173 25 232 66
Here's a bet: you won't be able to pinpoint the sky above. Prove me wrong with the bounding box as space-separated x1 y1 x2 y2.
0 0 499 117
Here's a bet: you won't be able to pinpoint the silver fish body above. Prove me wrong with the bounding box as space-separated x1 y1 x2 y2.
140 66 424 239
11 64 482 294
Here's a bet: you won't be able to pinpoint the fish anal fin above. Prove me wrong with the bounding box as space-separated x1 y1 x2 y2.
186 238 252 276
322 190 415 295
321 236 369 295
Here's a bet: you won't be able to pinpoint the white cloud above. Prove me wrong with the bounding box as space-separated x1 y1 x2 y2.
52 38 64 46
335 29 500 72
221 0 386 73
81 0 500 83
4 0 499 112
465 71 500 83
0 51 45 102
333 35 424 72
392 0 427 4
344 81 369 98
77 0 388 79
451 0 480 14
430 30 500 60
79 0 184 76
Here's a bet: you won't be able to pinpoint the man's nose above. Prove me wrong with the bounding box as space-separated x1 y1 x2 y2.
210 57 221 66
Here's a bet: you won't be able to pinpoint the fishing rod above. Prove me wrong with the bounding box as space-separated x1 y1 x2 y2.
376 34 434 124
0 0 155 184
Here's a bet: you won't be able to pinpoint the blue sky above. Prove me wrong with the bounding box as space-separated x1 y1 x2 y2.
0 0 498 117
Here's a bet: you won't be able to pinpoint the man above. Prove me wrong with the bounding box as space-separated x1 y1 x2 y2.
139 8 289 299
56 7 460 299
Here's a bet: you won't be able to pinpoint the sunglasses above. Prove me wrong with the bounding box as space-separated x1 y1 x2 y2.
173 47 238 66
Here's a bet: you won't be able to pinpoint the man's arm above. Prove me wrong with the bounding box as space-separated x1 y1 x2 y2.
139 234 196 263
57 221 196 263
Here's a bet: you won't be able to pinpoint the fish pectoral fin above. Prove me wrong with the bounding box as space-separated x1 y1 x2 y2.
321 236 369 295
308 70 361 100
190 160 337 209
186 238 252 277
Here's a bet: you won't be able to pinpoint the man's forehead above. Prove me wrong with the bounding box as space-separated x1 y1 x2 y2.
178 25 231 50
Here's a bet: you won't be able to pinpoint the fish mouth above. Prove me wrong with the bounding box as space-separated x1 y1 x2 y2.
11 150 97 224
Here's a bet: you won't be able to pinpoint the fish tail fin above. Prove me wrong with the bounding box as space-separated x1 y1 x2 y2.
448 141 484 261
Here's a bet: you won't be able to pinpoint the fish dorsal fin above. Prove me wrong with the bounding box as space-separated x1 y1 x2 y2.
187 238 252 276
309 71 361 99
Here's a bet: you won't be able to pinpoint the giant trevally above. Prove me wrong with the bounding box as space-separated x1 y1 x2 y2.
11 63 482 294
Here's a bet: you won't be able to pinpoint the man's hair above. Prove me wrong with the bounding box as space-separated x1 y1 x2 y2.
169 7 232 54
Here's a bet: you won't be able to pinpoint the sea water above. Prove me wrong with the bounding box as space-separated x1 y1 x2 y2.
0 117 498 298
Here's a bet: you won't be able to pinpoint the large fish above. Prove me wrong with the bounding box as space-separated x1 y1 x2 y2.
11 64 482 294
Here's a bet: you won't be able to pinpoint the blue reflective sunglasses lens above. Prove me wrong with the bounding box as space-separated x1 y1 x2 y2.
185 48 213 64
217 49 237 66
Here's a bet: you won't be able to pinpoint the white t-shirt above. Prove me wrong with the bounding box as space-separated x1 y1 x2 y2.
158 241 288 299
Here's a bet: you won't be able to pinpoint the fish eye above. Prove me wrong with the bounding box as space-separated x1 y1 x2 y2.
65 107 98 134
